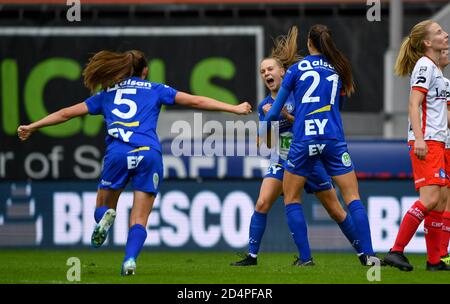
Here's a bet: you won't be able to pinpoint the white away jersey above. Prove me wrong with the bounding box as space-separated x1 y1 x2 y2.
408 56 448 143
444 76 450 148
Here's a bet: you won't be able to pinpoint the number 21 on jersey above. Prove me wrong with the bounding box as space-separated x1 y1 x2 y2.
300 72 339 105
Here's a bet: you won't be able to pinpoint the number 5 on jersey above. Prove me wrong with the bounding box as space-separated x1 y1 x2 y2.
108 89 137 142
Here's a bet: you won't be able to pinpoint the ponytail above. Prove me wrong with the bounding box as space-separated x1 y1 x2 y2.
269 25 302 70
394 20 434 77
82 50 148 93
309 24 355 97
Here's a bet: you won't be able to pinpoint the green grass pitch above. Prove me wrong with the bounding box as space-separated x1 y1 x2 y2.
0 249 448 284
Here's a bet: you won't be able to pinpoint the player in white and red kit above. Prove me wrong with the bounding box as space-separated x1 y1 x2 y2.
440 49 450 266
384 20 449 271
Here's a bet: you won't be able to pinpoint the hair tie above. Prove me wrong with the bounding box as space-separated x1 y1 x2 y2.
128 51 136 76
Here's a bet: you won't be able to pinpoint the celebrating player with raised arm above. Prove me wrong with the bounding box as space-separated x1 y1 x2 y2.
18 50 251 276
264 24 380 266
232 26 374 267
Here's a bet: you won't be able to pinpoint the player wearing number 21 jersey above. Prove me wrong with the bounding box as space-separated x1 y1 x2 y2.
264 24 379 266
280 54 351 177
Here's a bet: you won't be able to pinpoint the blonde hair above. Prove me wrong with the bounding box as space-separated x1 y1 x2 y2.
267 26 302 70
395 20 434 77
82 50 148 93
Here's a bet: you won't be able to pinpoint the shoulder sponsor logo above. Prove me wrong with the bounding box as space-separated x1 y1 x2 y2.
419 66 427 75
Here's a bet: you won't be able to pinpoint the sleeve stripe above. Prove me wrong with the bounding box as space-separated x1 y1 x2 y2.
412 86 428 93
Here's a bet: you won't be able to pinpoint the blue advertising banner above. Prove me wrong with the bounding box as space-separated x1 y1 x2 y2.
0 179 425 253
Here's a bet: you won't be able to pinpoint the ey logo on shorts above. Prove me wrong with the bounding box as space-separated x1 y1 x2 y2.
267 164 282 175
341 152 352 167
127 156 144 169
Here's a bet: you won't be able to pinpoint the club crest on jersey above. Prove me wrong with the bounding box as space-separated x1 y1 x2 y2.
286 103 294 113
439 168 446 179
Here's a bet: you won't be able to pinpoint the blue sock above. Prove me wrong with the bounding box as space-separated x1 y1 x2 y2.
248 211 267 256
94 206 109 223
338 214 363 254
285 203 312 262
123 224 147 262
348 200 374 255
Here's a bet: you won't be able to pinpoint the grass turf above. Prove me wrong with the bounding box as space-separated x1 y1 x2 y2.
0 249 448 284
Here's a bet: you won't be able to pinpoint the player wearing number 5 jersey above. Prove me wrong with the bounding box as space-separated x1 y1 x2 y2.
265 24 380 266
17 50 252 276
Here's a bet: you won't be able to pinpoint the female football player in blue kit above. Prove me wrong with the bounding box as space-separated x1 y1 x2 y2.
17 50 252 276
265 24 380 266
232 26 378 267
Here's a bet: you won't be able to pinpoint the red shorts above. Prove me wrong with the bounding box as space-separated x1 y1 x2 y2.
408 140 446 191
445 148 450 187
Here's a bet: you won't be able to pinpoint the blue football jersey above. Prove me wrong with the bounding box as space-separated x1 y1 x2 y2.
281 55 345 142
258 93 295 133
258 93 295 162
85 77 177 152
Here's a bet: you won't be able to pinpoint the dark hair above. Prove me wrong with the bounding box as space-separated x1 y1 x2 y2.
308 24 355 96
83 50 148 93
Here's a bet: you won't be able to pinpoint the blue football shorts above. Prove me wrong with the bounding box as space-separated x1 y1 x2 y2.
99 144 163 195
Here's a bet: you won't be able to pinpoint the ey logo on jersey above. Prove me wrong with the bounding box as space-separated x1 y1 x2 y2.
127 156 144 169
108 128 133 142
308 144 326 156
107 121 139 143
305 119 328 136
